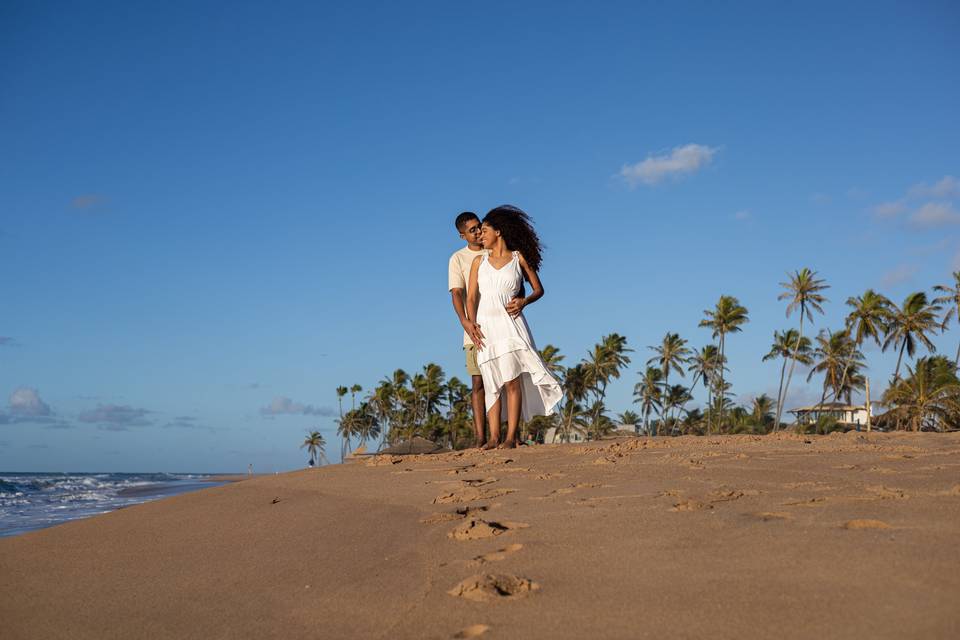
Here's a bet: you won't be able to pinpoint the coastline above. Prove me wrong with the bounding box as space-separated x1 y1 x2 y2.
2 433 959 639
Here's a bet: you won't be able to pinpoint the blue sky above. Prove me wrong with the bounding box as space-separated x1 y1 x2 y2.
1 1 958 472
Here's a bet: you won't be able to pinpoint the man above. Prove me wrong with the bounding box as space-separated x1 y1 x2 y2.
448 212 488 447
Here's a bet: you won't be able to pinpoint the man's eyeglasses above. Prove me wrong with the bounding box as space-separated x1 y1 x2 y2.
464 224 481 235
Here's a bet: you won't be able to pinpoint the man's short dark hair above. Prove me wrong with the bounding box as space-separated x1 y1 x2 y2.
455 211 480 232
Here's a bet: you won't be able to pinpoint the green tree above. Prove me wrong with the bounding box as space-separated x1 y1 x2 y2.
881 356 960 431
634 366 663 435
883 292 943 382
647 332 690 427
350 384 362 410
808 329 866 406
933 272 960 367
775 268 829 429
559 364 591 442
617 410 641 434
688 345 723 430
762 329 812 430
699 296 749 431
301 430 328 466
750 394 776 432
539 344 566 377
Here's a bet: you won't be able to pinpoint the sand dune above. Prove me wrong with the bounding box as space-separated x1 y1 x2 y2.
3 432 960 639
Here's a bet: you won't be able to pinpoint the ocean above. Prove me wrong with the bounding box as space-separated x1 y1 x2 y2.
0 472 228 537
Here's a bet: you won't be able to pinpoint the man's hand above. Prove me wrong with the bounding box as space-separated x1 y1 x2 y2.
505 297 526 318
463 320 485 350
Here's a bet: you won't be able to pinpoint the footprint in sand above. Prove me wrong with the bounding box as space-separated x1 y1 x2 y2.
434 487 516 505
448 574 540 602
471 543 524 565
420 506 489 524
454 624 491 638
459 478 499 487
670 499 712 512
534 473 565 480
535 482 603 499
866 485 909 499
843 519 891 530
448 519 529 541
751 512 793 522
783 497 829 507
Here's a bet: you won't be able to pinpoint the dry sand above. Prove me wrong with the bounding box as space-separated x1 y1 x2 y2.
3 432 959 639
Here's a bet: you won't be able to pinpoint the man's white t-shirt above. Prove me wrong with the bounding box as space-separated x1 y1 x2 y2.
448 246 486 347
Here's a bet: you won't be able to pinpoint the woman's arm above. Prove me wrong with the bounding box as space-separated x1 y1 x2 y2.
506 254 543 318
466 256 485 348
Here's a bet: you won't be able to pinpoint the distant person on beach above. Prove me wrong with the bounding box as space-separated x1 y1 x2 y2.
466 205 562 449
449 212 491 447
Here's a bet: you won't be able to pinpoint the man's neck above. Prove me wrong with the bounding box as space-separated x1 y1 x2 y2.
465 242 484 251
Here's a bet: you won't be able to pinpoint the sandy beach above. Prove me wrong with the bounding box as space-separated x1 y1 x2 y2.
2 432 959 639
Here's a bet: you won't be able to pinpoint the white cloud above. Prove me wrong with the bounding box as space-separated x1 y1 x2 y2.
734 210 751 221
873 200 906 219
78 404 153 429
881 264 919 287
9 387 52 417
810 193 832 206
908 175 960 199
909 202 960 228
70 194 108 210
260 396 334 417
618 143 718 187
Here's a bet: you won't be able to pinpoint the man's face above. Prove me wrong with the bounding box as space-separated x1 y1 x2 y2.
459 218 482 244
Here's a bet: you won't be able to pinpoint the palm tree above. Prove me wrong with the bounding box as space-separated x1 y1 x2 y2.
662 384 692 434
933 272 960 367
617 410 641 434
881 356 960 431
775 268 829 429
750 394 776 432
301 430 328 466
762 329 812 430
583 334 632 436
335 386 349 459
883 292 943 382
336 386 348 418
647 333 690 426
688 345 723 430
699 296 749 431
349 384 362 411
539 344 566 377
634 366 663 435
807 329 866 407
559 364 591 442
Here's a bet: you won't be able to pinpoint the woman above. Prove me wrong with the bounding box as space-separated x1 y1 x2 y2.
466 205 562 449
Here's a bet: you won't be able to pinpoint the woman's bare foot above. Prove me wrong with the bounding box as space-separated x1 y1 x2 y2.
497 439 517 449
475 440 486 450
481 441 498 451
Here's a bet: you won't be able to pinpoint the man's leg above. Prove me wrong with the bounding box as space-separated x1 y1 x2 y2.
471 374 486 447
465 346 486 447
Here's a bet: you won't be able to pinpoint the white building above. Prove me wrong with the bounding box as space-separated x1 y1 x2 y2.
789 402 875 428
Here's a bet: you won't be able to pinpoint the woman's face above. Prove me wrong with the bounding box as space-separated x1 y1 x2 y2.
480 222 499 249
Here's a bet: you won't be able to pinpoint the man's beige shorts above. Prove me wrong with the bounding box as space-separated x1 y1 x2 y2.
464 345 481 377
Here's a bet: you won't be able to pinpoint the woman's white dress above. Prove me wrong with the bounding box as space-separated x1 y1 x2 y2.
476 251 562 421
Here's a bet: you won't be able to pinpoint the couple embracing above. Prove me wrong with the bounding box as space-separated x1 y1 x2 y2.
448 205 562 449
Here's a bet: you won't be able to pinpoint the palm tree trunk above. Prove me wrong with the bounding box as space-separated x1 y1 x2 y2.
774 358 787 432
718 333 726 434
777 312 805 430
955 340 959 369
894 341 907 381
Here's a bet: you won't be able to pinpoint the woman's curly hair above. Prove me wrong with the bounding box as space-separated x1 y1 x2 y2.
482 205 543 275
